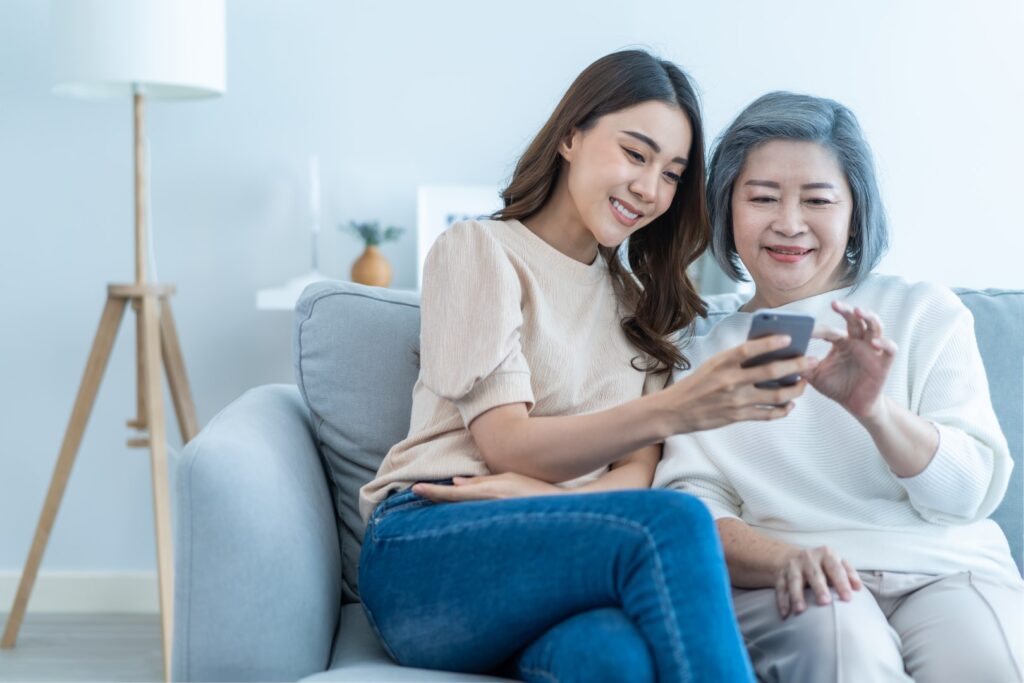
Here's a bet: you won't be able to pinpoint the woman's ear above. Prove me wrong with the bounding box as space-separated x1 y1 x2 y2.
559 128 581 162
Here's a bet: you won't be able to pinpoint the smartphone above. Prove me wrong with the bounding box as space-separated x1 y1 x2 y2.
740 311 815 389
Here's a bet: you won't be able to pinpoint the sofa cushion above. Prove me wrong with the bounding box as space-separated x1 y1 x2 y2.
299 605 514 682
295 282 422 603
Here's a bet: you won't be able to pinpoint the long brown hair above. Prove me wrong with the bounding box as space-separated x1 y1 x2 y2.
493 50 708 372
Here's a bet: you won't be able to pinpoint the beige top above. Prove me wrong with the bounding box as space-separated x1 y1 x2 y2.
359 219 667 521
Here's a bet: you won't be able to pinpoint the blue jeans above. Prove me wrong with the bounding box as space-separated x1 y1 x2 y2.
359 486 754 683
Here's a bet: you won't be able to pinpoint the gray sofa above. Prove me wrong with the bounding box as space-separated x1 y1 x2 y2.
171 281 1023 682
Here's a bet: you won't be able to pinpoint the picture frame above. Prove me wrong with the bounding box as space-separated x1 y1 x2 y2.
416 185 503 288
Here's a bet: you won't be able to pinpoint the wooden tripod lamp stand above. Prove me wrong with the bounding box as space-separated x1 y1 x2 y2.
1 2 225 680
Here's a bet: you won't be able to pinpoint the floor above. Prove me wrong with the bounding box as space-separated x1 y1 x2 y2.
0 613 162 682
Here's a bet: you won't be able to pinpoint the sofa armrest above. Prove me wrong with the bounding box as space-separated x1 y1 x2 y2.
172 384 341 682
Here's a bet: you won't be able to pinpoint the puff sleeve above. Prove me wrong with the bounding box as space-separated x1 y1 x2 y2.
419 222 535 426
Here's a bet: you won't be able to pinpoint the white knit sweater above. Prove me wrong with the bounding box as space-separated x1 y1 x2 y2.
654 274 1018 581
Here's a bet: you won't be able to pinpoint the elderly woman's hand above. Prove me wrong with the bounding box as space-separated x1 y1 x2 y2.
774 545 863 619
806 301 898 420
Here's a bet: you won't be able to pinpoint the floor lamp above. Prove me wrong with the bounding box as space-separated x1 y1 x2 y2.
1 2 225 680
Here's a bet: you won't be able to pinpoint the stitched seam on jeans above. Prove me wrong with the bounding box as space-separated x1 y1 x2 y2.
965 570 1024 680
643 522 691 683
373 509 691 680
359 599 403 664
518 665 560 683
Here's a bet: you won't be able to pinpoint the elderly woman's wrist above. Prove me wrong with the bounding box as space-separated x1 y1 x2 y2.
772 544 802 572
856 395 892 431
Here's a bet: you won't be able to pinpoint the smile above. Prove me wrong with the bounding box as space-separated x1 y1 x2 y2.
610 197 642 225
765 245 814 263
766 246 812 255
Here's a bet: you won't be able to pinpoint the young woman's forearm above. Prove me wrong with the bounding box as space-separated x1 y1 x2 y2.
470 392 675 483
570 445 661 493
470 339 815 483
716 518 800 588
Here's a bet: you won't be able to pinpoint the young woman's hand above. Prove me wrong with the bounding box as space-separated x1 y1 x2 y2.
774 545 863 619
412 473 561 503
667 335 819 434
806 301 897 420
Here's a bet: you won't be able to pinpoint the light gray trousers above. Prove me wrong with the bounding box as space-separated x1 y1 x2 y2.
732 570 1024 683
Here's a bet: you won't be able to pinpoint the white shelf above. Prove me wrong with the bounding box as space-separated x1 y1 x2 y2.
256 271 417 311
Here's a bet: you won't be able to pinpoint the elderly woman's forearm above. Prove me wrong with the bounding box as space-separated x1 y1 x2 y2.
859 396 939 477
716 518 800 588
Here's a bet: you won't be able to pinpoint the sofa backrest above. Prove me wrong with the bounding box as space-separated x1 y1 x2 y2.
294 283 421 603
295 282 1023 604
954 288 1023 572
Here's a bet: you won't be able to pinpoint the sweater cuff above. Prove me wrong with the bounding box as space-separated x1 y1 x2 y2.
897 422 992 516
673 484 742 521
701 501 742 522
454 371 535 427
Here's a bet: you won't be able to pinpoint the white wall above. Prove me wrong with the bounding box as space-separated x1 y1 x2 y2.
1 0 1022 575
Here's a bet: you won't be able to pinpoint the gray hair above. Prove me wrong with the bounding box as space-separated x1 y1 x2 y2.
707 91 889 285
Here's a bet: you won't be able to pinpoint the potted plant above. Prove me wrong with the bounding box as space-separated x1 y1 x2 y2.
342 220 404 287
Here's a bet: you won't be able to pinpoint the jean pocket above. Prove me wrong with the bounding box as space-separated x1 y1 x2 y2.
369 489 434 528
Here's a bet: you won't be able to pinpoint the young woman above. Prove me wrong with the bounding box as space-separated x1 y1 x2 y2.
357 51 816 683
656 91 1023 682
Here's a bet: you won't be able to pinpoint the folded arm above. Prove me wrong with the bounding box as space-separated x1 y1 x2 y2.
412 443 661 502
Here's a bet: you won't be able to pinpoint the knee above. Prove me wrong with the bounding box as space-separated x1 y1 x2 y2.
802 592 887 651
618 489 715 536
782 592 904 679
598 491 723 580
637 490 720 560
908 627 1022 683
658 489 715 524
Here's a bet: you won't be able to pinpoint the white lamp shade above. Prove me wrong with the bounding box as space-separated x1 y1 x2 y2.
51 0 225 100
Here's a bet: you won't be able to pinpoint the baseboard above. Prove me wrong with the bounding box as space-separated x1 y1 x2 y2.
0 571 158 614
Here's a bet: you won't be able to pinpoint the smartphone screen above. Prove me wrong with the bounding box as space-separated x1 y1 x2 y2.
741 311 815 389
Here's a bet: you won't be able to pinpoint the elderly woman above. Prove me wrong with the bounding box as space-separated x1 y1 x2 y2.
654 91 1023 682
